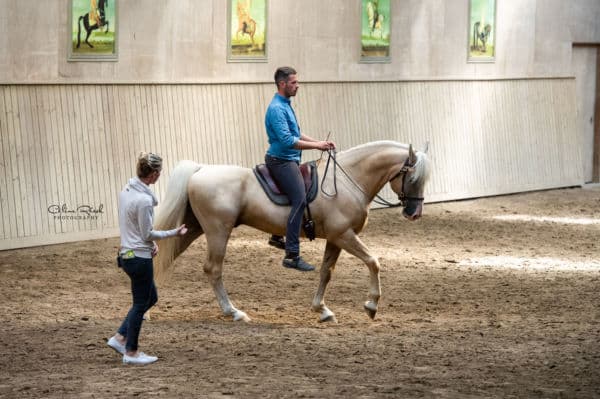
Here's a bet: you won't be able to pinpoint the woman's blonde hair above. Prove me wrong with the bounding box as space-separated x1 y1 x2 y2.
136 152 163 178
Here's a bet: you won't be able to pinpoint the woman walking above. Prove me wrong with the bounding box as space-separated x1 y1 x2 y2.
107 152 187 365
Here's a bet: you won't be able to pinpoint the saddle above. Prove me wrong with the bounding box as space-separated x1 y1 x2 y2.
253 161 318 206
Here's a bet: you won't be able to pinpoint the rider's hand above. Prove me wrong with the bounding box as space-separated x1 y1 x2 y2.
318 141 335 151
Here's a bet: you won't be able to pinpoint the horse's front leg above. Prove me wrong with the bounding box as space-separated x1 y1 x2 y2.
312 241 342 322
204 232 250 322
333 230 381 320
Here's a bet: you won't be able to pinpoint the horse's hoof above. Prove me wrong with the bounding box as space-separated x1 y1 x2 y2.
233 310 250 323
319 308 337 323
364 303 377 320
320 314 337 323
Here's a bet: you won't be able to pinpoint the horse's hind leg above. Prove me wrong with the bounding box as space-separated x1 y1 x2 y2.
85 30 94 48
204 230 250 322
173 206 203 258
85 25 97 48
333 230 381 320
312 241 342 322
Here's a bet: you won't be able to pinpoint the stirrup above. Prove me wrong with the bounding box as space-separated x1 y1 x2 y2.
268 236 285 250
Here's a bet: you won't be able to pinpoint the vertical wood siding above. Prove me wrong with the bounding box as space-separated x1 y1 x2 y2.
0 79 580 249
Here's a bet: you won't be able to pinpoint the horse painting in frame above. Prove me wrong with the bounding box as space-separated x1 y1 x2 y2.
69 0 117 61
77 0 110 49
154 141 431 323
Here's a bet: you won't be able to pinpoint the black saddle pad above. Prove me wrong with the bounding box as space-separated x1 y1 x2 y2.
253 161 318 206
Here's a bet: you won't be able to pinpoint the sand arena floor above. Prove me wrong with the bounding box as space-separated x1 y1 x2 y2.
0 187 599 398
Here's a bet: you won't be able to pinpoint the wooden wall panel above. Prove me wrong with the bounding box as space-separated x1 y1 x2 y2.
0 79 581 249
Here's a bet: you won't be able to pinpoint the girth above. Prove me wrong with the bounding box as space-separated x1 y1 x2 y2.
253 161 318 206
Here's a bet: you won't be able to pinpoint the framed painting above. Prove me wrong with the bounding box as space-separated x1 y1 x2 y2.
360 0 391 63
468 0 496 62
68 0 117 61
227 0 267 62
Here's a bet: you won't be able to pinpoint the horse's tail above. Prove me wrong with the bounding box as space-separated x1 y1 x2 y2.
154 160 203 284
77 15 83 47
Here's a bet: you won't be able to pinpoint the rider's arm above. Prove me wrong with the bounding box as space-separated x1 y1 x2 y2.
294 139 335 151
296 133 336 151
299 133 319 142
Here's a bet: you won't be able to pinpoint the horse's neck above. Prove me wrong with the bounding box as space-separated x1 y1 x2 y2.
338 145 408 200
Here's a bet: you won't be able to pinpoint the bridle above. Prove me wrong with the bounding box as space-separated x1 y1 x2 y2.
320 149 423 208
388 158 425 207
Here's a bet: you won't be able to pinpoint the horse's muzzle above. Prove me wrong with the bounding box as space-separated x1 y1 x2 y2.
402 200 423 221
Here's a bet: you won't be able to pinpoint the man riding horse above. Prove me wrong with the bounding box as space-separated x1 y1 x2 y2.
264 67 336 272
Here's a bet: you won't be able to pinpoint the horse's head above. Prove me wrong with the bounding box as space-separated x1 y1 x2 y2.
389 144 431 221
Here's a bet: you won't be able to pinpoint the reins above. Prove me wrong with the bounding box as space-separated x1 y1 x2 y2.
319 149 418 208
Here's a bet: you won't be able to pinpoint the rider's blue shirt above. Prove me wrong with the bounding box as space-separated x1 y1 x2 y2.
265 93 301 162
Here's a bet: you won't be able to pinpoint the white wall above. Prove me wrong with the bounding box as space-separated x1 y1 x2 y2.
1 0 599 83
0 79 581 250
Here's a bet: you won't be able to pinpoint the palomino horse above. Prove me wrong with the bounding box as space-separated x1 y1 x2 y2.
154 141 431 323
235 0 257 44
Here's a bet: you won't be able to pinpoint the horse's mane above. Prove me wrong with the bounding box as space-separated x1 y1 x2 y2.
337 140 430 183
338 140 407 156
411 151 431 184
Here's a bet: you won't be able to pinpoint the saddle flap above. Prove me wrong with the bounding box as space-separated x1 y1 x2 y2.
255 164 282 195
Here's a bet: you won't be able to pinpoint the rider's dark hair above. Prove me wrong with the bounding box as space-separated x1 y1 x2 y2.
274 66 297 86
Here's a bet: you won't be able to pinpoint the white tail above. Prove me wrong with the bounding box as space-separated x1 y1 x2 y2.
154 160 203 283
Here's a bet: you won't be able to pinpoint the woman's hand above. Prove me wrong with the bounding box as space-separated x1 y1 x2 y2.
176 224 188 236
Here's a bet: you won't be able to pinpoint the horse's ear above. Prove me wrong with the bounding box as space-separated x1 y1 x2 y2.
409 144 416 164
422 141 430 154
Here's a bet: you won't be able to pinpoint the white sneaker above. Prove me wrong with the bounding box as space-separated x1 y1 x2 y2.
107 336 126 355
122 352 158 365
